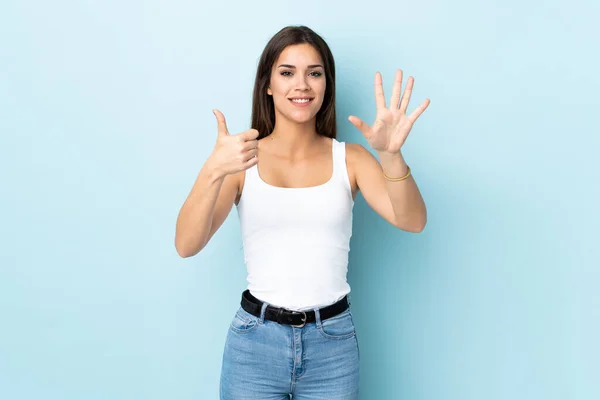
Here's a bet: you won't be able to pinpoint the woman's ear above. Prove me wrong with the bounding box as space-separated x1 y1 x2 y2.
267 87 272 96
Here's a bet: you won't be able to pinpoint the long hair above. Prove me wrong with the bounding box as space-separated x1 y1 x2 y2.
251 26 336 139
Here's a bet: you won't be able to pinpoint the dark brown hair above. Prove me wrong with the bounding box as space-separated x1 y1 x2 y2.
251 26 336 139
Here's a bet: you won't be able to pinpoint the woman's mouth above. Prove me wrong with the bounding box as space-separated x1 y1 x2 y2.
289 98 314 107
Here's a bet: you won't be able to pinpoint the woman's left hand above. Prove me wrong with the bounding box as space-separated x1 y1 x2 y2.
348 70 430 155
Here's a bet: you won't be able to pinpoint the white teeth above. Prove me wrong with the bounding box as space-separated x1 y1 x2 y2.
291 99 311 103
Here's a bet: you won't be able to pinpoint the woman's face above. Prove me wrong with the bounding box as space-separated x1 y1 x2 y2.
268 43 326 127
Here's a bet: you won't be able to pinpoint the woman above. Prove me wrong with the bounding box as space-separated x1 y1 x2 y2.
175 25 430 399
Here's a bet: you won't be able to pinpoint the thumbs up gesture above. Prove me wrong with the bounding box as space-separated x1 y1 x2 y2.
208 109 259 178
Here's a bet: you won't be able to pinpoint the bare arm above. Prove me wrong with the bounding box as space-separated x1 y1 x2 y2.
378 151 426 232
350 144 426 232
174 164 240 258
348 69 430 232
174 109 258 258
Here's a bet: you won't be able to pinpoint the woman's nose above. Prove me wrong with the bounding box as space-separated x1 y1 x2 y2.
295 76 310 91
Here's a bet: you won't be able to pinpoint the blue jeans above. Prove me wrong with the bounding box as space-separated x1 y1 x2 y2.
219 301 360 399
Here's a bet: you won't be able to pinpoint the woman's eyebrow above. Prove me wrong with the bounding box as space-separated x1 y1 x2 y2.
277 64 324 69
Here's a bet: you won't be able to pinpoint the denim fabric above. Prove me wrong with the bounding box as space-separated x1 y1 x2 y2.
220 301 360 399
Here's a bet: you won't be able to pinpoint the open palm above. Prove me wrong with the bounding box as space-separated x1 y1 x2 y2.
349 70 430 154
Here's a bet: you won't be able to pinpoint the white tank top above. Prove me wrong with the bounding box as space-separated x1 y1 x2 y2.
236 138 354 311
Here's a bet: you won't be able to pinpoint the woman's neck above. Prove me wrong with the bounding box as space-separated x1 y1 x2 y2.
267 119 321 159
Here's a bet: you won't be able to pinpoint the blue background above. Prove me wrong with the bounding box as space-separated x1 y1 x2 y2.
1 0 598 399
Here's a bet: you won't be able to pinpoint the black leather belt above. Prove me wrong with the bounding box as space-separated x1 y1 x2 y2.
240 289 349 328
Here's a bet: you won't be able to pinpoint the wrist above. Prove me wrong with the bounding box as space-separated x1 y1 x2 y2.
377 150 405 164
377 150 409 177
203 157 227 183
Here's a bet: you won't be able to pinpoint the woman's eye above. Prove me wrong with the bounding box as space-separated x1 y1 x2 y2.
280 71 322 77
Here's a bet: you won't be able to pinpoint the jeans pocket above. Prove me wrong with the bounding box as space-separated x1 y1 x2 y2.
229 307 259 334
317 309 356 340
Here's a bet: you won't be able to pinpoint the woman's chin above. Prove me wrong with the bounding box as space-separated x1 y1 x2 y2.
274 107 320 125
287 110 318 124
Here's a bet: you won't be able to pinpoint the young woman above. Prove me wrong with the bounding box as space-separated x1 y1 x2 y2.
175 25 430 400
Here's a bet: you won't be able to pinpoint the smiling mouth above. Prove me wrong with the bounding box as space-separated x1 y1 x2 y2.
289 98 314 104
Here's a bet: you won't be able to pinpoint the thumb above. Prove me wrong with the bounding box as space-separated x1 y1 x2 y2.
213 109 229 136
348 115 370 137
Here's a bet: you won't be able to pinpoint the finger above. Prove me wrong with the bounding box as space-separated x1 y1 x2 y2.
213 109 229 136
242 154 259 169
242 140 258 152
374 72 386 110
399 77 414 114
408 98 431 121
348 115 370 137
241 129 259 141
243 148 258 162
390 69 403 109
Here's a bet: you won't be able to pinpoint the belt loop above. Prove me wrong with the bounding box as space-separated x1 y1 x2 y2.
314 308 323 328
259 302 268 324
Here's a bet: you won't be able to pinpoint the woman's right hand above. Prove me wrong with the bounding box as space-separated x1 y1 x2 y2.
208 109 259 178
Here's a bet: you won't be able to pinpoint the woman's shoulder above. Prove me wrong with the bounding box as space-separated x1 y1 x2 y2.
343 141 370 161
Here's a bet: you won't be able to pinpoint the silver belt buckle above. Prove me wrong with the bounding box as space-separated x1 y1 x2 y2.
290 311 307 328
